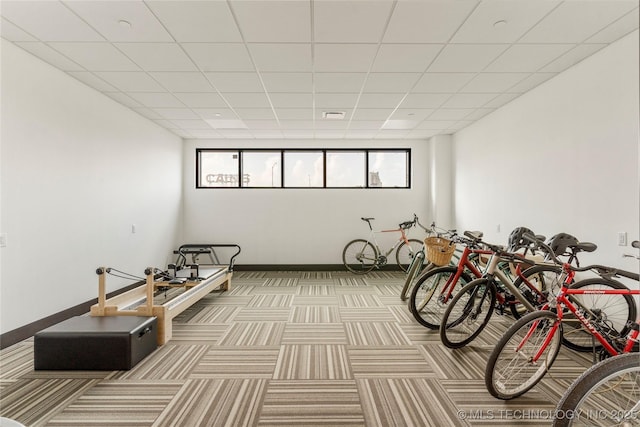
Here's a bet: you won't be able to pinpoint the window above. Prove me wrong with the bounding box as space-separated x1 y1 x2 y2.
196 148 410 189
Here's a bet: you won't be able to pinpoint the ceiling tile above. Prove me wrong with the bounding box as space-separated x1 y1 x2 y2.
357 93 405 108
68 71 118 92
348 120 384 130
375 129 411 139
315 93 359 109
15 42 84 71
153 108 200 120
132 107 163 120
170 119 213 130
429 44 509 72
269 93 313 108
64 1 173 42
428 109 475 120
276 108 314 120
153 119 180 130
521 1 638 43
49 42 139 71
315 120 350 130
389 109 434 121
95 72 165 92
406 129 441 139
234 108 277 120
350 108 394 121
115 42 197 71
507 73 557 93
416 120 458 130
103 92 143 108
460 73 529 93
2 1 104 41
1 18 37 41
205 72 264 92
383 1 478 43
485 44 574 72
231 0 310 42
188 129 223 138
412 73 475 93
150 72 215 92
314 0 393 43
585 8 639 43
344 130 378 139
147 1 241 42
223 92 271 108
174 93 228 108
539 44 607 72
314 130 346 139
279 120 314 129
126 92 185 108
250 129 284 139
463 108 495 120
314 73 367 92
362 73 422 93
372 44 443 72
482 92 521 109
248 43 312 72
182 43 254 72
313 44 378 72
400 93 451 109
193 108 238 120
261 73 312 93
451 1 560 43
244 120 282 130
282 130 315 139
381 119 419 130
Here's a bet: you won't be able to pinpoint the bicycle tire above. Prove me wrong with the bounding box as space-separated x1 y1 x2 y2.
561 278 637 353
439 278 497 348
343 239 377 274
396 238 423 272
553 352 640 427
408 266 474 329
485 310 562 400
400 251 426 301
508 264 563 319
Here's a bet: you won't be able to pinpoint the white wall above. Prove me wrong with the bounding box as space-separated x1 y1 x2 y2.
452 30 639 270
0 40 184 333
182 139 431 265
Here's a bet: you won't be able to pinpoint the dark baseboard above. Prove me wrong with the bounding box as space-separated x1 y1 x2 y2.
1 265 403 349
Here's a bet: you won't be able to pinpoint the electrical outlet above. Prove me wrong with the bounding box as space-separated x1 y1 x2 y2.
618 232 627 246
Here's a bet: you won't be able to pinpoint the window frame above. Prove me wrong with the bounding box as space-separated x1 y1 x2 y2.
196 148 411 189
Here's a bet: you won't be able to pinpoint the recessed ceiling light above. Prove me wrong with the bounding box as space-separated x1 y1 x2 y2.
322 111 345 120
118 20 132 29
493 20 507 29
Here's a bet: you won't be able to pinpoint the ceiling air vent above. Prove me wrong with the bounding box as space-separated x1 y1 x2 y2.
322 111 345 120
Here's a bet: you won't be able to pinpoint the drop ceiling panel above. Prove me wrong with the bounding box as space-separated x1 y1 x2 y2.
412 73 476 93
383 1 478 43
485 44 574 72
351 108 394 120
507 73 557 93
442 93 498 108
204 72 264 92
460 73 529 93
357 93 405 108
269 93 313 108
261 73 313 93
314 0 393 43
231 0 311 42
521 1 638 43
1 18 37 41
115 42 197 71
585 8 639 43
2 1 104 41
362 73 422 93
153 108 200 120
244 120 282 130
95 71 165 92
400 93 451 109
150 72 215 92
276 108 314 120
146 1 242 42
389 109 434 121
315 93 359 109
539 44 607 72
193 108 238 120
103 92 143 108
372 44 443 72
248 43 312 72
314 73 367 92
428 109 474 121
483 92 521 109
49 42 139 71
428 44 509 72
451 0 560 43
64 1 173 42
417 120 458 130
68 71 118 92
233 108 277 120
126 92 185 108
348 120 385 130
279 120 314 130
174 93 228 108
313 44 378 72
132 107 163 120
170 119 213 130
182 43 255 72
221 93 271 108
15 42 84 71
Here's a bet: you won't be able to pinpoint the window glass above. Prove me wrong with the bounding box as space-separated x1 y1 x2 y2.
368 151 409 188
326 151 365 187
198 150 240 187
241 151 281 187
284 151 323 187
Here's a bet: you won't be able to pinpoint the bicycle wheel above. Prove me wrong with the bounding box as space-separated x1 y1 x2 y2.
408 266 474 329
343 239 377 274
395 238 423 272
485 310 562 400
400 250 425 301
553 352 640 427
509 264 563 319
561 278 637 353
439 278 497 348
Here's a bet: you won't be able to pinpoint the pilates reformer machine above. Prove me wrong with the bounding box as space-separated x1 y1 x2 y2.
90 244 241 345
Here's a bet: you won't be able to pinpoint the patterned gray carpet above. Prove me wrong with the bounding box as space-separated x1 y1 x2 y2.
0 271 593 426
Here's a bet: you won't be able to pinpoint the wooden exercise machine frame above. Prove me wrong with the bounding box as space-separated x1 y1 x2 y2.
90 244 241 345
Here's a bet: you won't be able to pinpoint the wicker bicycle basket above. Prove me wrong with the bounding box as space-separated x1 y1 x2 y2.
424 237 456 266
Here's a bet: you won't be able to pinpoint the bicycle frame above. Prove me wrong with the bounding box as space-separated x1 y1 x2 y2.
367 225 411 259
432 245 491 304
